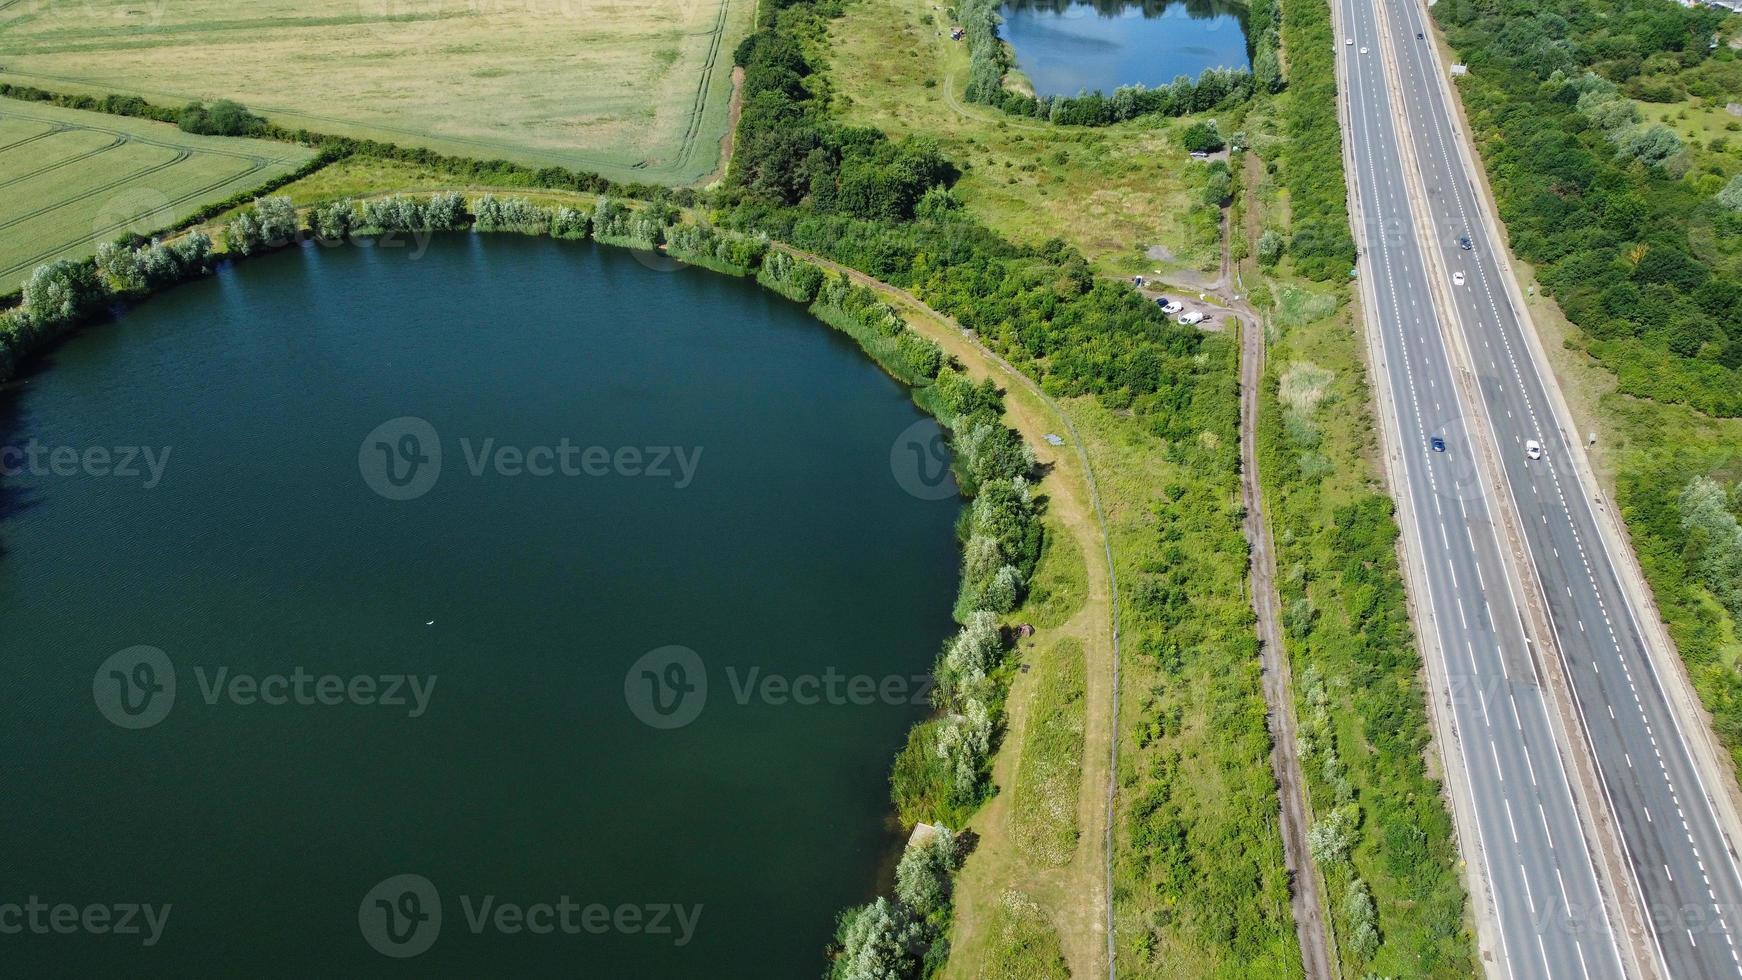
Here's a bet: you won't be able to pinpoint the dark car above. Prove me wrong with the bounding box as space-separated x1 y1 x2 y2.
1417 31 1424 39
1458 235 1473 250
1430 435 1447 453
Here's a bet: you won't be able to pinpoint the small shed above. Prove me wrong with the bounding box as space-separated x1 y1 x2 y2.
1450 63 1469 76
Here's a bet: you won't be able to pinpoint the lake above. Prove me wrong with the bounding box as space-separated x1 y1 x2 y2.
0 234 963 976
1000 0 1252 98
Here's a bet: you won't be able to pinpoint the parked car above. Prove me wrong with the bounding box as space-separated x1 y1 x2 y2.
1161 301 1184 315
1177 310 1205 326
1525 439 1544 460
1430 435 1446 453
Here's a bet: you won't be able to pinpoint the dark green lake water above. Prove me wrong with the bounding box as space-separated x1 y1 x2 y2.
0 235 961 977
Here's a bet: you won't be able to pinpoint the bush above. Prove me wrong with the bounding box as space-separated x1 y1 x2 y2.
224 195 299 255
894 827 962 920
177 99 263 136
756 250 826 302
828 898 928 980
1182 121 1225 153
471 194 550 233
19 259 104 329
1257 229 1285 267
96 234 211 293
308 199 357 242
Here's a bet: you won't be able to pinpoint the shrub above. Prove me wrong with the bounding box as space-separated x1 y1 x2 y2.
224 195 298 255
309 199 359 241
471 194 550 233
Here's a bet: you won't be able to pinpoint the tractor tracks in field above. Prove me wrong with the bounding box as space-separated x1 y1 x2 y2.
0 134 125 190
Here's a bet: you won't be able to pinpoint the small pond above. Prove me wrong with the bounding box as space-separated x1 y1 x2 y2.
999 0 1252 98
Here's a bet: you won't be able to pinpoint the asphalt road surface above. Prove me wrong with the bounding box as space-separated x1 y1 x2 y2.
1337 0 1627 975
1343 0 1742 976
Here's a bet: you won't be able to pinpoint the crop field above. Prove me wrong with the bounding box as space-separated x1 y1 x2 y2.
0 101 313 284
0 0 753 185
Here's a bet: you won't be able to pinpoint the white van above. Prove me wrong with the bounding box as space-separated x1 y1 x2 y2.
1177 310 1205 326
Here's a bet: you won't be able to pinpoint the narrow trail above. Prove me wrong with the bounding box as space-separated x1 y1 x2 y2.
1155 192 1339 980
777 244 1123 980
1238 307 1337 980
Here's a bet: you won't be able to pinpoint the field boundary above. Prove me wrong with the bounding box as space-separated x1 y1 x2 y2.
0 101 311 281
0 0 753 186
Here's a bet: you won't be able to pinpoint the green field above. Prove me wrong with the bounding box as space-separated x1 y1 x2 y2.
0 0 753 185
0 100 312 284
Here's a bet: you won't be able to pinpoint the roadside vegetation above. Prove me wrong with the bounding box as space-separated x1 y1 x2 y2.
1434 0 1739 414
1236 0 1479 970
1431 0 1742 780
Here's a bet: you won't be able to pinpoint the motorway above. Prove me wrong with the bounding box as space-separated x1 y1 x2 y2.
1336 0 1623 974
1343 0 1742 976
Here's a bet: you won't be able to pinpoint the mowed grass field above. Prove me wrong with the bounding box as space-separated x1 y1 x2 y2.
0 0 754 185
0 101 313 284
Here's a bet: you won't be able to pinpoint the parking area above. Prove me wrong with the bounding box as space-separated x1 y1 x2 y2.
1129 278 1225 330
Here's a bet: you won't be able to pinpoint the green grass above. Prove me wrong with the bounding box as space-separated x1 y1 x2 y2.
826 0 1231 275
1068 389 1301 979
0 0 754 185
0 99 311 283
1018 521 1088 630
982 890 1071 980
1008 637 1087 869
